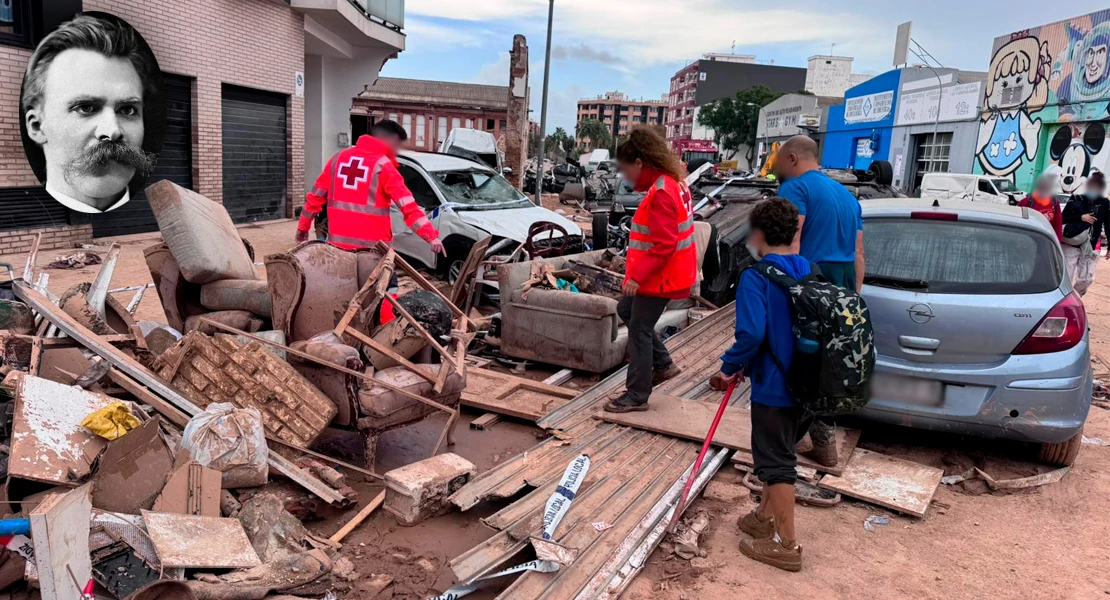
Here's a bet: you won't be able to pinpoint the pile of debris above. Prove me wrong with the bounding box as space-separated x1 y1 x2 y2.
0 179 477 599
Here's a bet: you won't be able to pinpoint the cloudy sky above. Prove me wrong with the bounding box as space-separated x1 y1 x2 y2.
382 1 1109 132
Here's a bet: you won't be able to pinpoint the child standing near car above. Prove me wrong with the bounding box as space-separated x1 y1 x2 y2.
710 198 812 572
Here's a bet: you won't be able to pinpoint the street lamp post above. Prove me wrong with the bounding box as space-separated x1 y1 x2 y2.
534 0 555 205
745 102 760 172
919 65 944 175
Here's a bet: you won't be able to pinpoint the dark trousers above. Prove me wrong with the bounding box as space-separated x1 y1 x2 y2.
817 261 856 291
618 295 674 404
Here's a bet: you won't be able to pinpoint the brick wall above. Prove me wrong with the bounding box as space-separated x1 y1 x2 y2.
353 99 509 152
0 224 94 256
0 0 306 245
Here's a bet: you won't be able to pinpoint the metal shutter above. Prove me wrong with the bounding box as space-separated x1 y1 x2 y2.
90 73 194 237
0 187 68 232
221 84 287 224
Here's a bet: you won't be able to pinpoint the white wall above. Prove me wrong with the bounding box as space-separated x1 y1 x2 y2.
806 56 854 97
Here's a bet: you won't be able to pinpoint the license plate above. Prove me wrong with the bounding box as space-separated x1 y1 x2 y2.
870 373 943 406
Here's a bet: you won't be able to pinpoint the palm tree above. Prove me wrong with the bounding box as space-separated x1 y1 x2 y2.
576 119 612 153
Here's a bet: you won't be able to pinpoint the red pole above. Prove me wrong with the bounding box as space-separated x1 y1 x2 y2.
669 379 737 532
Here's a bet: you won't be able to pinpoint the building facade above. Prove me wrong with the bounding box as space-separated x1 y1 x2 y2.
821 70 902 171
972 9 1110 194
805 55 856 98
757 93 841 147
575 91 667 150
0 0 404 254
351 78 511 153
665 54 807 162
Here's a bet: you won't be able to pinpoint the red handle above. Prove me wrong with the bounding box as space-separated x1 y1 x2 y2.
669 380 737 531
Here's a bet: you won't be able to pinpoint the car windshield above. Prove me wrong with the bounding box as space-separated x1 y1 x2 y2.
864 218 1061 294
430 169 531 208
993 179 1019 193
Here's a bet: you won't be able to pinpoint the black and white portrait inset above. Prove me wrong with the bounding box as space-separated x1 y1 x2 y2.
20 12 166 214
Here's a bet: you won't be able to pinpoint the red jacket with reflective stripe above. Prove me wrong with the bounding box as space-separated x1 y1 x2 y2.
298 135 438 250
625 169 696 299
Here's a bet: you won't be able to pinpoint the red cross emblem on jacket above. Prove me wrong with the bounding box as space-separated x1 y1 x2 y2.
298 135 438 250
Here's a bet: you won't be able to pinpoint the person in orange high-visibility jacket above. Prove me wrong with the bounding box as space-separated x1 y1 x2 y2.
296 120 445 256
604 127 697 414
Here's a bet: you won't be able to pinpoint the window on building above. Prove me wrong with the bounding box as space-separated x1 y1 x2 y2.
402 114 412 139
451 117 461 131
487 119 495 130
0 0 32 47
416 115 426 147
389 113 399 123
465 118 473 128
500 120 507 130
912 131 954 190
437 117 448 142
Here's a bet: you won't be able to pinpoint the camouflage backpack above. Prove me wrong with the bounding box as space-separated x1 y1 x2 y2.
751 262 876 416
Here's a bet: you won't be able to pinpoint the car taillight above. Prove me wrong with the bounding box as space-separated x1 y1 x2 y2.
1012 292 1087 355
911 211 959 221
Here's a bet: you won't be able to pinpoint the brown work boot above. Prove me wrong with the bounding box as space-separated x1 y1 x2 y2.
736 510 775 540
802 421 838 468
795 433 814 455
603 393 649 413
652 365 682 387
739 536 802 572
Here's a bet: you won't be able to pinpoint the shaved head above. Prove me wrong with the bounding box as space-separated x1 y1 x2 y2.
773 135 820 181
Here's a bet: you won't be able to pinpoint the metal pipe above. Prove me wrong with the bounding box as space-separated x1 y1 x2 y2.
921 65 944 175
534 0 555 205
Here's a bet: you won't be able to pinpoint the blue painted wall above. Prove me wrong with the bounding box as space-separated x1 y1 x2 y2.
821 69 903 170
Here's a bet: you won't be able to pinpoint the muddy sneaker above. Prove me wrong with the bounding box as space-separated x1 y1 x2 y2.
802 421 838 468
652 365 682 387
603 394 649 413
736 510 775 539
795 433 815 455
739 536 802 572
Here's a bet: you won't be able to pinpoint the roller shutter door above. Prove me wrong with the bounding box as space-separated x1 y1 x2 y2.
221 84 287 223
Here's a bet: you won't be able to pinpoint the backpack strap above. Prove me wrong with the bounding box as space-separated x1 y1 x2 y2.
750 261 799 290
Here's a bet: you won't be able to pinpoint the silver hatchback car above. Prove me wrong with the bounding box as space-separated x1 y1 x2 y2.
859 199 1092 466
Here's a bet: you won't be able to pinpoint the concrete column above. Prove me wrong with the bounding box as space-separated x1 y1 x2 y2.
504 35 530 190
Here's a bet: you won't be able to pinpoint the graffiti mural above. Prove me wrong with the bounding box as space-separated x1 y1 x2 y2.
975 10 1110 191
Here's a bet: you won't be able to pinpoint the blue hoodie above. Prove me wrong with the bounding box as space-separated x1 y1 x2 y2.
720 253 812 407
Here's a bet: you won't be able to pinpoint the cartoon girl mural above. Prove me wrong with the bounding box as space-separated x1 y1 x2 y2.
977 33 1052 178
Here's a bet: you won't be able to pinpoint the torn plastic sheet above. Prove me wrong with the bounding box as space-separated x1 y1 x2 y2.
863 515 889 532
541 454 590 540
426 559 560 600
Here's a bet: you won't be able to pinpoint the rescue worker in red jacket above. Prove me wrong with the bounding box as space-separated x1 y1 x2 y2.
296 120 445 257
604 126 697 413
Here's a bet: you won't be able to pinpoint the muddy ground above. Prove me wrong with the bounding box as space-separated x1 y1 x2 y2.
4 218 1110 599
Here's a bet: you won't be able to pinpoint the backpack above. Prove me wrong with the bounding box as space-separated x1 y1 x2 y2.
750 261 876 416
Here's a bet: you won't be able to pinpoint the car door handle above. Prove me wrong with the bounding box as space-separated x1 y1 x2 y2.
899 335 940 351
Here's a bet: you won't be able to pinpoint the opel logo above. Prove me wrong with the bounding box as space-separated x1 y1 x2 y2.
908 303 935 324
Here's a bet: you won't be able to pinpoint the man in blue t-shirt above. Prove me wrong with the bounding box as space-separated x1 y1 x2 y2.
773 135 865 292
711 198 812 572
772 135 862 469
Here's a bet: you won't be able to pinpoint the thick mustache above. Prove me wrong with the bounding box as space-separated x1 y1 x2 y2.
65 140 157 181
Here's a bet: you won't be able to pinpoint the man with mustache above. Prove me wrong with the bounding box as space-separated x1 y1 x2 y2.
21 13 162 213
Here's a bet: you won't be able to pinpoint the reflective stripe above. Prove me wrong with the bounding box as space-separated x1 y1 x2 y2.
328 200 391 216
411 216 432 232
395 195 417 208
300 210 319 219
676 237 695 251
310 187 328 198
327 150 341 199
368 155 391 204
631 222 651 235
327 233 392 248
677 217 694 233
628 240 655 251
655 176 667 191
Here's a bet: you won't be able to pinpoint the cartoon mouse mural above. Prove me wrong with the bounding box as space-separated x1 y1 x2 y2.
977 33 1052 178
1051 122 1107 194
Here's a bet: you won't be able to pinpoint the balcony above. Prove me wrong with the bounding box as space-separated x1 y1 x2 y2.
292 0 405 56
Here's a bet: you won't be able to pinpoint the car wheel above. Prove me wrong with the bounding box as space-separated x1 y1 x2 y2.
592 212 609 250
868 160 894 186
1037 430 1083 467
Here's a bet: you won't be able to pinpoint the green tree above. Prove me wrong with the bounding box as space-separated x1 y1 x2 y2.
576 118 613 153
545 126 571 158
697 85 781 167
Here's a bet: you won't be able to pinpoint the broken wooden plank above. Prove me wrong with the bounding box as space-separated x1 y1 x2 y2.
818 448 943 518
449 235 491 309
542 368 575 386
12 283 347 506
141 511 261 568
470 413 501 430
106 369 191 429
87 243 121 321
30 485 92 600
9 373 113 485
329 489 386 544
461 368 577 422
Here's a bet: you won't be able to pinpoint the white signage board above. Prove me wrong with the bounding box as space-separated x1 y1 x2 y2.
895 81 981 126
844 91 894 124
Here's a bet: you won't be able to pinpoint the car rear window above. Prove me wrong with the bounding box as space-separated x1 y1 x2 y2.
864 218 1062 294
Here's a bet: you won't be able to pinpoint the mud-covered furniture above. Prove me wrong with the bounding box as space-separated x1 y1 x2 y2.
265 241 463 466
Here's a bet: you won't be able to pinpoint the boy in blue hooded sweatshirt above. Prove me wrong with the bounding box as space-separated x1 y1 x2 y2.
710 197 812 572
